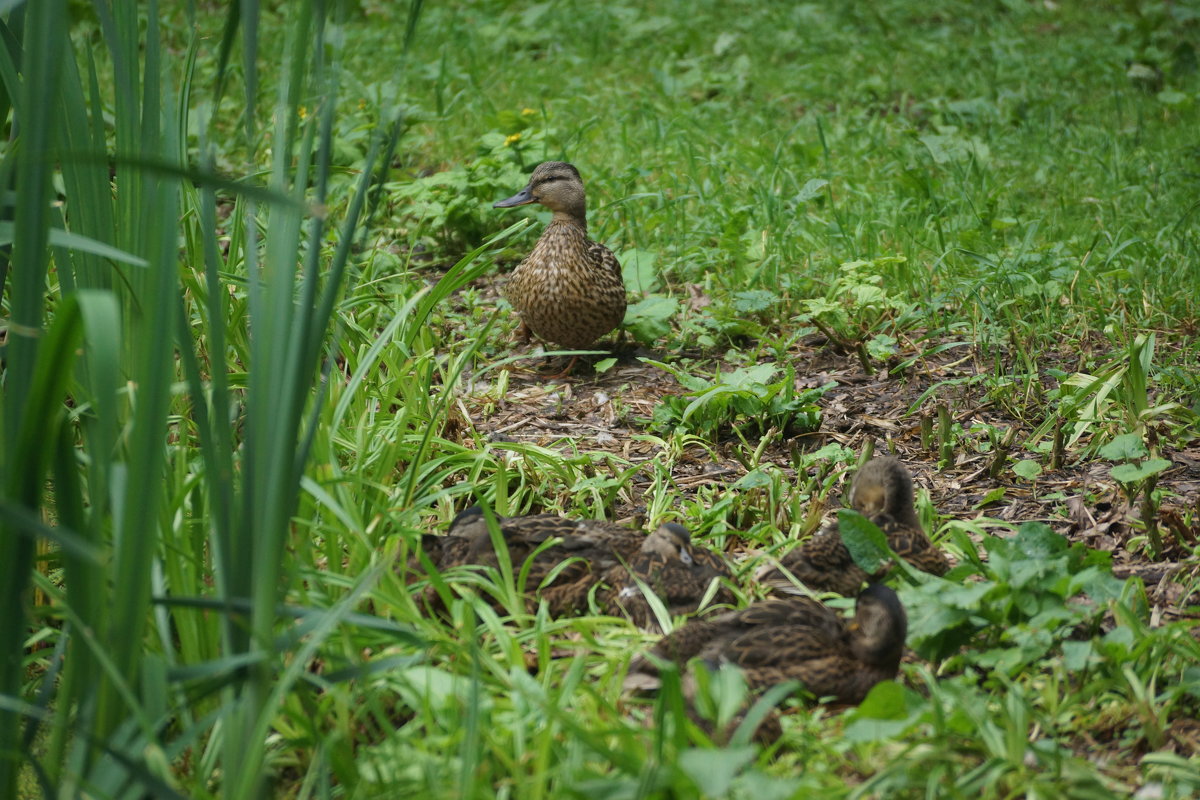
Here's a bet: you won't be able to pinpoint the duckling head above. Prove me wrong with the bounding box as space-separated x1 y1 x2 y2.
849 583 907 669
494 161 587 220
847 457 920 528
642 522 694 564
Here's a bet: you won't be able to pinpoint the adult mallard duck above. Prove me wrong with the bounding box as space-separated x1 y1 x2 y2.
760 457 950 596
596 522 736 632
623 584 907 708
493 161 627 372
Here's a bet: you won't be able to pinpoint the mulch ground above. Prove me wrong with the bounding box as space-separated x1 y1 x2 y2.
446 306 1200 625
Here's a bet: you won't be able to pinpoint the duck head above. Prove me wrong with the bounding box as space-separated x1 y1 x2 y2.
847 457 921 528
494 161 587 220
641 522 694 564
848 583 907 669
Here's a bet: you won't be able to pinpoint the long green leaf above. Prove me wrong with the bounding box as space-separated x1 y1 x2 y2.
0 7 68 791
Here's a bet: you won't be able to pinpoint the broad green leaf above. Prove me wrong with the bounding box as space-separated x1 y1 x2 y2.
1098 432 1147 461
721 362 777 388
1062 640 1095 671
1069 567 1128 604
843 682 926 742
1181 668 1200 700
623 294 679 344
920 132 990 164
710 664 753 727
732 468 773 489
851 680 908 719
838 509 891 574
731 289 777 313
1011 460 1042 480
730 772 805 800
802 297 842 318
1110 458 1171 484
866 333 897 359
801 442 856 465
619 247 659 293
1013 522 1067 559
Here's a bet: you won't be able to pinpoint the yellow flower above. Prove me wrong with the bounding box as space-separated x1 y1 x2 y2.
298 105 307 119
504 133 522 146
521 107 536 116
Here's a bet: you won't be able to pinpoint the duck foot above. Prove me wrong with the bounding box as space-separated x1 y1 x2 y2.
538 355 581 380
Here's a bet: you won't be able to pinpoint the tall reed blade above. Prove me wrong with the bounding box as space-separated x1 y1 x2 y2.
0 2 67 795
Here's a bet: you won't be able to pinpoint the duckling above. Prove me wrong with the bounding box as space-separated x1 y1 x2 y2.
596 522 736 632
414 507 648 617
494 161 627 372
623 584 907 708
760 457 950 596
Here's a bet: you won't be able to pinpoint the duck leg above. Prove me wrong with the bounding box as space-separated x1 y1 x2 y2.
514 319 532 343
539 354 580 380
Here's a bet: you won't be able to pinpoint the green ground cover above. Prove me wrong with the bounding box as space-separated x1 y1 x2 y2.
3 1 1200 797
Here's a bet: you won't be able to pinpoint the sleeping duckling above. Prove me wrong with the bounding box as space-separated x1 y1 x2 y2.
416 508 709 619
760 457 950 597
624 584 907 709
596 522 736 632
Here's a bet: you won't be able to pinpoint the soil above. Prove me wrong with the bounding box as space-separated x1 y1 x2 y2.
449 312 1200 625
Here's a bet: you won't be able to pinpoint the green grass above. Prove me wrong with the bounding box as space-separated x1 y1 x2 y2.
3 0 1200 797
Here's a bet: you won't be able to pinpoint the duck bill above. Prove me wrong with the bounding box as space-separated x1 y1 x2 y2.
493 185 535 208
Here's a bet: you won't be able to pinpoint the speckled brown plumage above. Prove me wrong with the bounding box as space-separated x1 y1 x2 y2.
413 507 650 617
760 457 951 596
624 584 907 707
595 522 736 632
494 162 627 350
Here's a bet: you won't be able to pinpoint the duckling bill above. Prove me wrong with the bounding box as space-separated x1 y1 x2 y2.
494 161 628 363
